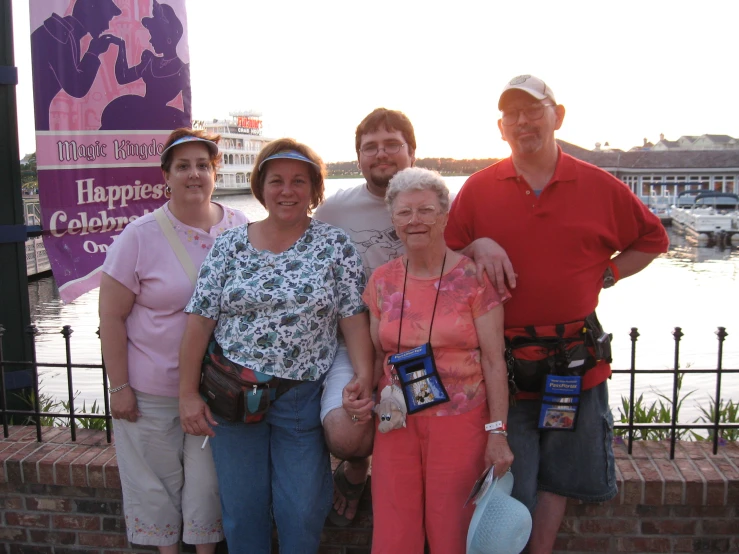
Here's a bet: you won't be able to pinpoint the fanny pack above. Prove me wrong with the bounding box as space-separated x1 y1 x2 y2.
505 312 612 394
199 340 303 423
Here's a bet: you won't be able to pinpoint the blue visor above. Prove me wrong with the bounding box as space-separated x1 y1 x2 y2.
160 136 219 163
258 150 320 171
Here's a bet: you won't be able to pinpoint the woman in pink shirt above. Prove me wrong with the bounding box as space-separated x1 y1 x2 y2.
99 129 247 553
361 167 513 554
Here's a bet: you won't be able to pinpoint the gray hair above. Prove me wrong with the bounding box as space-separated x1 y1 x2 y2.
385 167 450 213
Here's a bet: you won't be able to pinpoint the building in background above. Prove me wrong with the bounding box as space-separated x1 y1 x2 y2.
559 139 739 207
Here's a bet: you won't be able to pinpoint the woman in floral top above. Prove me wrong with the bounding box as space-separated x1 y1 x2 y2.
178 138 373 554
100 129 247 552
361 167 513 554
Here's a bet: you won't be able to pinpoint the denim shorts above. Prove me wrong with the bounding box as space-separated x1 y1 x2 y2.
507 380 617 512
320 342 353 422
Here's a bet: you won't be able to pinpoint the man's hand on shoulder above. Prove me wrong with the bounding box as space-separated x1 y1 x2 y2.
461 237 517 293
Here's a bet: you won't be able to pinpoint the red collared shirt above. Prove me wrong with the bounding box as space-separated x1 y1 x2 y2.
445 149 669 391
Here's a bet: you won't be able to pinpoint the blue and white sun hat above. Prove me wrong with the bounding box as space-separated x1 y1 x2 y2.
467 471 532 554
257 150 320 170
160 135 219 164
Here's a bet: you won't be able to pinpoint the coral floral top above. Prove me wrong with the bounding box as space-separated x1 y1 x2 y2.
363 255 510 417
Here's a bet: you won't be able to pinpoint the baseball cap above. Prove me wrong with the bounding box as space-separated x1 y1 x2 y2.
498 75 556 110
467 471 532 554
258 150 320 171
160 136 219 164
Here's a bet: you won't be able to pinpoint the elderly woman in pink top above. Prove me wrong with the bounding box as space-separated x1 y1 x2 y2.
99 128 247 553
360 167 513 554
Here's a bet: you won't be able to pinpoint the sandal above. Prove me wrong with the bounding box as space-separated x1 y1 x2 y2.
328 460 367 527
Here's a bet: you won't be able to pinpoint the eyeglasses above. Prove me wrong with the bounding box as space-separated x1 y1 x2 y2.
360 142 406 157
391 206 440 226
500 103 554 126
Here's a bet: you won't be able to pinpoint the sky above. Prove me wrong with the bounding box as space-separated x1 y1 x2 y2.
10 0 739 163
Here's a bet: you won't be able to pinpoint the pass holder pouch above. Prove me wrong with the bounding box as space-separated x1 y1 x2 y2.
538 375 582 431
389 343 450 415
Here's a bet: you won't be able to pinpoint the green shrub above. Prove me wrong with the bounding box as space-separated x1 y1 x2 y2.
614 374 700 441
696 397 739 442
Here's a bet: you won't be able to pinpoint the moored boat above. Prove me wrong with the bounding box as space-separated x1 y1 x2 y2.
193 111 271 196
669 191 739 245
23 196 51 277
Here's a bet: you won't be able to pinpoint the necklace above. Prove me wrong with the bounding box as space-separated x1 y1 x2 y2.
395 251 447 353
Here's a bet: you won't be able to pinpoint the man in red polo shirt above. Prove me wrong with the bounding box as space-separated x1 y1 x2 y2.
446 75 669 553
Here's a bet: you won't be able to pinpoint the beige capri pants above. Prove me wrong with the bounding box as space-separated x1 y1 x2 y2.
113 391 223 546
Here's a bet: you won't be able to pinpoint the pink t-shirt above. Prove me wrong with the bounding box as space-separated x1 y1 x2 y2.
102 202 248 397
363 256 509 417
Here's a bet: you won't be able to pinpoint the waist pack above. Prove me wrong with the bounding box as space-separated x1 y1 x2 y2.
199 340 302 423
505 313 612 394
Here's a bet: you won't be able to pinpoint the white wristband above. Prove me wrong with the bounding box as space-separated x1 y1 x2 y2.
484 421 507 432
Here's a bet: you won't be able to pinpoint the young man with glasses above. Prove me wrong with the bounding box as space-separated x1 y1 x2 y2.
313 108 417 526
445 75 669 554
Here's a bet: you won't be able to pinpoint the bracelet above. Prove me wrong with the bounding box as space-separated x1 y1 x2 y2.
484 421 507 432
109 382 130 394
488 430 508 437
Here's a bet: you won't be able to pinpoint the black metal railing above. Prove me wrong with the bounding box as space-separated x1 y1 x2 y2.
1 323 737 456
0 323 112 443
612 326 739 458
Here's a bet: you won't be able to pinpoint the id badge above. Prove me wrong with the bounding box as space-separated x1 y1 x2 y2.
538 375 581 431
388 343 449 415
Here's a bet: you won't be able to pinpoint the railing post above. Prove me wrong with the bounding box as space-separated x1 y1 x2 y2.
26 324 41 441
713 327 728 454
628 327 640 455
671 327 683 459
62 325 76 441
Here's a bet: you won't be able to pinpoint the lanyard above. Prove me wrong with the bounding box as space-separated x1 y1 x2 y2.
395 251 447 353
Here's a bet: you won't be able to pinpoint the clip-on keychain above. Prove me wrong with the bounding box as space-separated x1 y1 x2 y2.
388 254 450 415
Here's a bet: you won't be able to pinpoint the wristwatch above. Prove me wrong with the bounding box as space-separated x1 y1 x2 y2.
603 266 616 289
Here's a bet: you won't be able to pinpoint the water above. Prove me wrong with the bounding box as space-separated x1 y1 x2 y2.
26 177 739 424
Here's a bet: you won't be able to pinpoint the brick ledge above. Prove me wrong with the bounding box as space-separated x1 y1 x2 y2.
2 426 738 507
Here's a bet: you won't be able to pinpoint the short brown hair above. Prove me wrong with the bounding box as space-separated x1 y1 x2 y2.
160 128 222 173
251 138 326 212
355 108 416 157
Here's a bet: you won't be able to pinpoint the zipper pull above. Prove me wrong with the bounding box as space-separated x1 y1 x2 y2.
252 385 258 396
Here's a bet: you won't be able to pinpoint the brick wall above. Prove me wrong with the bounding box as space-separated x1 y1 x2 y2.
1 426 737 554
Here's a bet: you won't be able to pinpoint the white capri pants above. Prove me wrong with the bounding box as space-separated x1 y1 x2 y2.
113 391 223 546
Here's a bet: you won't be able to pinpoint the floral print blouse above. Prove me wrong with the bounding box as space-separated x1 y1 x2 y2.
186 219 367 381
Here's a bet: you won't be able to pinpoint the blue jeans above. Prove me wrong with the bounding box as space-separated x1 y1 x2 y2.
209 377 331 554
507 380 618 512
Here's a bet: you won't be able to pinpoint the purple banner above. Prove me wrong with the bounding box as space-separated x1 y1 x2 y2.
29 0 191 302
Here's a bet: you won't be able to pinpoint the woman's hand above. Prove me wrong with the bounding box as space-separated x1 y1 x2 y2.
485 434 514 478
342 377 374 424
179 392 217 437
110 387 140 422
